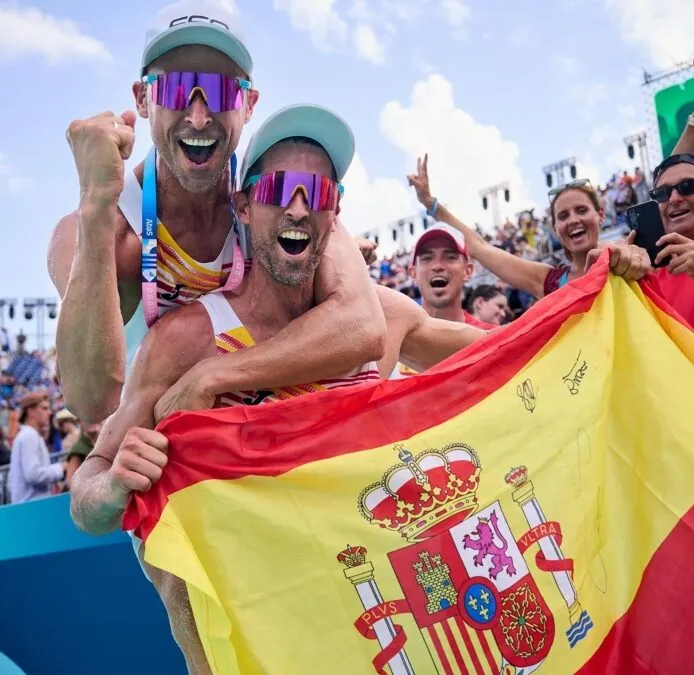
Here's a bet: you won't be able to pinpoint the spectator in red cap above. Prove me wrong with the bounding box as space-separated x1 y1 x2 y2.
411 224 496 330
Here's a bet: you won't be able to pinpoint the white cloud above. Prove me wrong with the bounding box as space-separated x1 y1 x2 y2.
376 74 528 231
618 103 636 119
439 0 471 38
605 0 694 68
557 56 579 75
0 153 30 192
352 23 386 64
275 0 472 63
0 5 111 64
340 154 415 236
589 125 615 148
272 0 348 51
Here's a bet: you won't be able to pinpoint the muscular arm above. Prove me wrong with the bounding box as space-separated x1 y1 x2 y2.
47 204 127 423
376 286 487 374
199 220 387 396
429 202 553 299
69 304 213 535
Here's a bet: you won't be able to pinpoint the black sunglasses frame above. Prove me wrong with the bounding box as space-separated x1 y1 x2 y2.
649 178 694 204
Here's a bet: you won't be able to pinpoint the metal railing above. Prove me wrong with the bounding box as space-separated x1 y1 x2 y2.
0 451 69 506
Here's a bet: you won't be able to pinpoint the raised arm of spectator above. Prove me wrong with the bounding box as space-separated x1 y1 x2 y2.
672 113 694 155
408 155 553 299
152 220 387 422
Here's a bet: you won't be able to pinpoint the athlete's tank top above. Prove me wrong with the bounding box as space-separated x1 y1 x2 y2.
197 293 381 404
119 170 239 375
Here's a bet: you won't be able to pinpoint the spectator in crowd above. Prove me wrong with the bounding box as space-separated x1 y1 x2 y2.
0 427 11 466
649 153 694 328
55 408 80 453
407 155 651 302
466 285 510 326
8 393 66 504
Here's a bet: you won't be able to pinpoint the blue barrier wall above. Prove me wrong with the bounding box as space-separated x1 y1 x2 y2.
0 495 186 675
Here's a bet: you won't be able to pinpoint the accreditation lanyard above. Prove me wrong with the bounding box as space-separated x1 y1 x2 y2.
140 147 245 328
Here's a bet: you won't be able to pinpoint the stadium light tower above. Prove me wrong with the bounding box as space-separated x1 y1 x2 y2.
480 182 510 229
542 157 577 189
624 131 651 177
0 298 17 326
22 298 58 351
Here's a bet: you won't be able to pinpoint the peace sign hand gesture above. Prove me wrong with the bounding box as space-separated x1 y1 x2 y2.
407 154 435 211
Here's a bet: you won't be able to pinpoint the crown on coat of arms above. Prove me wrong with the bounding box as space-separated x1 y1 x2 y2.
504 465 529 488
336 545 367 568
358 442 481 543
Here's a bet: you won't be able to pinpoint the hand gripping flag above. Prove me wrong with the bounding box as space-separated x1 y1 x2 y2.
124 252 694 675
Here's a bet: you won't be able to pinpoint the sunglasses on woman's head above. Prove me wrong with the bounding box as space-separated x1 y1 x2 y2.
548 179 591 199
649 178 694 204
143 72 251 113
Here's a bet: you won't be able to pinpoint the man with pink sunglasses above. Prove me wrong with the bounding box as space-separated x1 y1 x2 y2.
47 0 385 425
70 103 486 671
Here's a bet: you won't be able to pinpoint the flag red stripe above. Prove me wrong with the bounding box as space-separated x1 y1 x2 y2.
427 626 455 675
449 617 485 675
125 256 613 538
640 273 693 330
440 619 471 675
576 505 694 674
455 617 497 673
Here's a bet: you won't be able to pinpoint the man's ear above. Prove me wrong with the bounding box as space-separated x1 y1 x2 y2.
244 88 260 124
234 190 251 225
133 81 149 119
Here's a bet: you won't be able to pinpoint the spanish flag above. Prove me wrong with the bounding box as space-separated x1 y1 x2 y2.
124 252 694 675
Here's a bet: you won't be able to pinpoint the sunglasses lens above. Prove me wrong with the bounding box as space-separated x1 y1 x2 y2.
252 172 339 211
650 187 670 203
150 72 245 113
680 179 694 196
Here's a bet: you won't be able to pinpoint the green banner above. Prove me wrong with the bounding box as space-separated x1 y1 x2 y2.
655 77 694 158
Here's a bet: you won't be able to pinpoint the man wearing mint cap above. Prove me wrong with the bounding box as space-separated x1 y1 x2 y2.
70 103 485 672
48 0 385 425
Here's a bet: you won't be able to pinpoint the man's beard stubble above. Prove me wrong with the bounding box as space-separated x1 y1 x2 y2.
251 220 321 288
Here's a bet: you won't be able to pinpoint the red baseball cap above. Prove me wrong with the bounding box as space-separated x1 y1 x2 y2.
412 224 469 263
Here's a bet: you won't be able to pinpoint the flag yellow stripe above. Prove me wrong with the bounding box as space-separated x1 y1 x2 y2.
142 275 694 673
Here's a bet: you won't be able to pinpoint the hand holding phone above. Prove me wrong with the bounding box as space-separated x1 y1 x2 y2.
627 200 671 268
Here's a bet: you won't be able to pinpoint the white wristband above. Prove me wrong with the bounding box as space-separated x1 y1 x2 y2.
689 112 694 128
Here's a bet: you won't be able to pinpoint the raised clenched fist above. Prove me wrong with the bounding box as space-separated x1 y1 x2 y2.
106 426 169 507
66 110 137 209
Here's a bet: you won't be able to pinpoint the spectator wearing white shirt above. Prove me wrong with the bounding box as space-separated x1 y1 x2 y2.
8 392 66 503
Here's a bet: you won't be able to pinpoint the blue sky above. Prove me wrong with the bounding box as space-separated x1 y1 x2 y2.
0 0 692 347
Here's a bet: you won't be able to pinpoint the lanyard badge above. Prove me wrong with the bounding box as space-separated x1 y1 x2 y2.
140 148 244 327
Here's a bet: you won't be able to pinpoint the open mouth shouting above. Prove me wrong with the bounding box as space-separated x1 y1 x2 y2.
179 137 219 166
278 229 311 256
429 275 450 290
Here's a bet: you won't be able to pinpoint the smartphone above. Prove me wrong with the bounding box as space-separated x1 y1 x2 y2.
627 200 670 268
